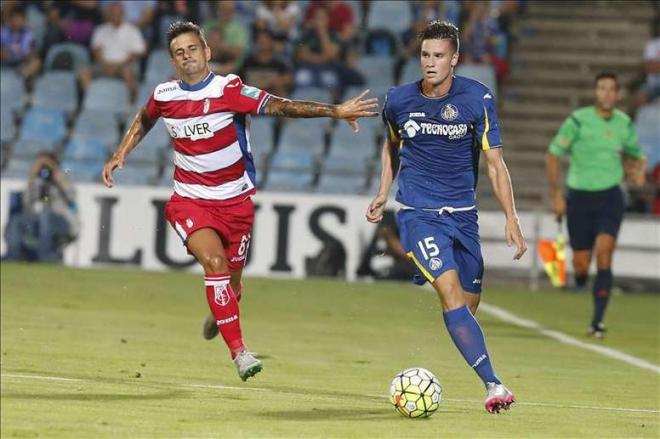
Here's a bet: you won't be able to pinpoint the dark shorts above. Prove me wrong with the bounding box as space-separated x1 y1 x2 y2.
566 186 624 251
165 196 254 271
396 209 484 293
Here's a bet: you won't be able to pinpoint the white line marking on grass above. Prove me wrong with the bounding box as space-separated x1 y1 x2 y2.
479 303 660 375
3 373 658 414
1 373 85 382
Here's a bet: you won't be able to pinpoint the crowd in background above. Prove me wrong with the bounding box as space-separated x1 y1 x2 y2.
0 0 522 99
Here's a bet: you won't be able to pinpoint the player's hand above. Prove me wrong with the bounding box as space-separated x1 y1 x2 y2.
336 89 379 133
366 194 388 223
551 191 565 219
505 217 527 260
102 153 125 188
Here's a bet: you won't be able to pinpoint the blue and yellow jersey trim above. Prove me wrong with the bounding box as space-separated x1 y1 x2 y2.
481 105 491 151
407 251 436 283
386 119 401 143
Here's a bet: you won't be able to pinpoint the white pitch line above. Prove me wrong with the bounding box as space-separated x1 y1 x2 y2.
1 373 85 382
479 302 660 375
2 373 658 414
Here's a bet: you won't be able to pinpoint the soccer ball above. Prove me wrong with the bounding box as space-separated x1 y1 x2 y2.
389 367 442 418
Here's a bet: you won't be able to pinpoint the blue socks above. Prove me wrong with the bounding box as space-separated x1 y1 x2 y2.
592 269 613 327
443 305 501 386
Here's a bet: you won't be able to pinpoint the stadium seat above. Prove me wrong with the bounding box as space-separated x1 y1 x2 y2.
111 164 159 186
290 86 335 104
10 138 57 160
18 107 67 146
82 78 129 117
124 119 170 165
264 169 314 192
1 109 16 145
63 138 107 162
366 1 412 34
1 156 34 179
249 115 276 157
61 158 104 183
321 152 373 176
456 63 498 96
0 69 25 115
316 172 367 194
277 119 328 155
328 120 378 160
44 42 90 72
145 48 176 84
399 59 421 85
73 109 121 148
357 56 395 93
270 149 317 172
158 163 175 187
32 71 78 115
635 102 660 168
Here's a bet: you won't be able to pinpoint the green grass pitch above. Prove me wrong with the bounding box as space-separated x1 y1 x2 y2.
1 263 658 438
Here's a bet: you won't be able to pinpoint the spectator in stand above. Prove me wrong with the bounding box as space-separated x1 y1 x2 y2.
254 0 300 54
303 0 355 44
238 29 292 97
102 0 156 43
40 4 68 60
461 1 498 65
53 0 102 46
79 1 146 102
202 0 248 75
635 26 660 108
0 7 41 82
293 6 343 93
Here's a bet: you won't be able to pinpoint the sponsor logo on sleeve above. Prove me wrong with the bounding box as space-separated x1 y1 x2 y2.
240 85 261 100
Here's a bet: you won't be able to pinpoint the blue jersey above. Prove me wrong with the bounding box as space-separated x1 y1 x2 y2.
382 76 503 209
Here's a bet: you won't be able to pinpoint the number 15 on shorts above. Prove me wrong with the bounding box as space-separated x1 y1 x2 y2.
418 237 439 260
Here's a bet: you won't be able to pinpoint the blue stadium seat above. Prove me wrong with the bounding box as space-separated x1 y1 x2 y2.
19 107 67 145
399 59 421 85
145 48 176 84
111 164 159 186
321 152 373 175
291 86 335 104
270 149 317 172
10 139 55 160
44 42 90 72
130 79 161 114
1 156 34 179
1 69 25 115
316 173 367 194
264 169 314 192
366 1 412 34
125 119 170 164
82 78 129 116
328 120 378 160
635 102 660 168
73 109 120 148
61 158 104 183
63 138 107 162
455 63 497 96
1 109 16 145
249 115 276 156
357 56 395 92
277 119 328 154
32 71 78 115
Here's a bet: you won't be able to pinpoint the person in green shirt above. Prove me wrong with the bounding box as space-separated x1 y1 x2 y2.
545 72 646 338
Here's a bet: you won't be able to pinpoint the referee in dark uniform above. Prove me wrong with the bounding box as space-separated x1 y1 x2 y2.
545 72 647 338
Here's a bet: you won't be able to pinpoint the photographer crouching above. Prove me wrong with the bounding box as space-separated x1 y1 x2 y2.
3 152 79 262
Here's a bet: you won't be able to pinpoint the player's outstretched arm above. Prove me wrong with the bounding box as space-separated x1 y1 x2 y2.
102 107 156 188
366 138 399 223
263 89 379 132
484 148 527 260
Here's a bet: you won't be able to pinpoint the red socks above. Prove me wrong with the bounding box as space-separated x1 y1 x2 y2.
204 274 245 358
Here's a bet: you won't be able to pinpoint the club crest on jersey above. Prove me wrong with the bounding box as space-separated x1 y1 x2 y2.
203 98 210 114
429 257 443 271
214 285 230 306
240 85 260 100
441 104 459 121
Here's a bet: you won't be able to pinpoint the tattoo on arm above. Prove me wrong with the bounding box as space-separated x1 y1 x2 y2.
264 95 337 118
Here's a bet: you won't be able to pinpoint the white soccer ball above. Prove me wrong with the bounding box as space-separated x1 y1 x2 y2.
389 367 442 418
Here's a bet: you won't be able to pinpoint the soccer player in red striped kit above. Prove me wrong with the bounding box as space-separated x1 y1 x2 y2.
102 22 378 381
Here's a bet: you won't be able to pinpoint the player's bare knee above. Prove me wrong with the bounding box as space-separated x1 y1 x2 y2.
435 281 464 311
199 254 228 274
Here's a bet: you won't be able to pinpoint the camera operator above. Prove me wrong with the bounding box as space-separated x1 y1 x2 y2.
3 152 79 262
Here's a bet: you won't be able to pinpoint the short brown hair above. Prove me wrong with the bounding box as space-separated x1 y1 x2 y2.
594 71 620 90
418 20 460 53
166 21 207 56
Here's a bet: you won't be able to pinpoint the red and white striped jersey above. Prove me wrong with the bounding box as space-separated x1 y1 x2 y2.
145 72 271 205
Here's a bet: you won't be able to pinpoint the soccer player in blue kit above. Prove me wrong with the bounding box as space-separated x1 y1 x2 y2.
366 21 527 414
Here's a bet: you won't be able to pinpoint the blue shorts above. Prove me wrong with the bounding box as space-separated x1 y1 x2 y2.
396 208 484 293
